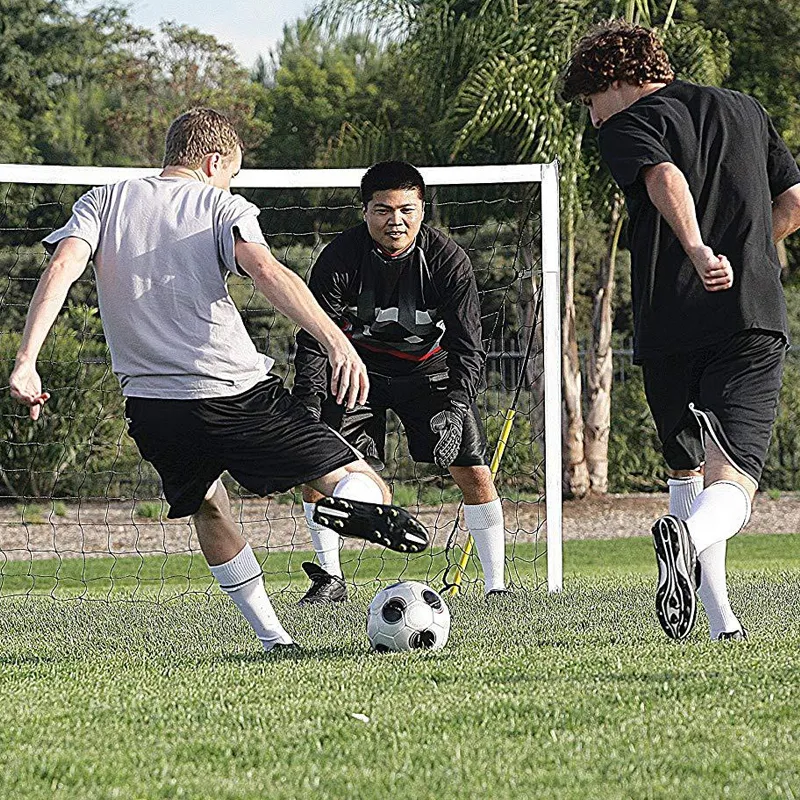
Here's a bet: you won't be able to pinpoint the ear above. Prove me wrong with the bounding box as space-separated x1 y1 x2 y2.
197 153 216 178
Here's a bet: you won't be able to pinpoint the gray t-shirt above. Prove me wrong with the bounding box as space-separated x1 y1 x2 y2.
44 177 274 399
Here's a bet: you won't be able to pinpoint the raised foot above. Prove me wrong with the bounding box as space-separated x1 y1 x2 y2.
313 497 430 554
651 515 698 641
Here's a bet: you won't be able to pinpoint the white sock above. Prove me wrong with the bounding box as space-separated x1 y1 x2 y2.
463 499 506 593
209 544 293 651
333 471 384 504
304 501 342 578
668 476 703 519
696 541 742 639
685 480 751 555
669 477 741 638
306 473 384 578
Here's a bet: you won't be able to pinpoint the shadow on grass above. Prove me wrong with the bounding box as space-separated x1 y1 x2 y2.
220 644 366 664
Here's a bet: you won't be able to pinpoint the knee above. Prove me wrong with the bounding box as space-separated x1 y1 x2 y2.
195 483 227 521
451 465 497 504
341 464 391 504
668 468 703 480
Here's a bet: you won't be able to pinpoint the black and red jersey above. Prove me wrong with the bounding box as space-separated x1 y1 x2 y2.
294 223 484 407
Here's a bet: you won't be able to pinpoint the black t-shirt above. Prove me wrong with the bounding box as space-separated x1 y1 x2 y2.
293 223 485 407
599 79 800 362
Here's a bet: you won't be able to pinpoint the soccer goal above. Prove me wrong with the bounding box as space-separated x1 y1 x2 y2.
0 162 561 600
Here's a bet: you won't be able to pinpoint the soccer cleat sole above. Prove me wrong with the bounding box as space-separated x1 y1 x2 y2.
313 497 430 554
652 516 697 641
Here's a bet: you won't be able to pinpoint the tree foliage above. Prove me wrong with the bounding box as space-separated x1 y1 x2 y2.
4 0 800 494
252 21 392 168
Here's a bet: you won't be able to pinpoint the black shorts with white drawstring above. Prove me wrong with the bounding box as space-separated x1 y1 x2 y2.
641 330 786 485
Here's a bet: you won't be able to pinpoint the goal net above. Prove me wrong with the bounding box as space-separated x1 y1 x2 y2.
0 163 561 601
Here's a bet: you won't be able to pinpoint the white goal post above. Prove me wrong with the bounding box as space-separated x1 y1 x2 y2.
0 161 562 593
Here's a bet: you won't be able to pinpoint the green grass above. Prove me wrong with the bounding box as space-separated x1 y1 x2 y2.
134 500 165 520
1 534 798 799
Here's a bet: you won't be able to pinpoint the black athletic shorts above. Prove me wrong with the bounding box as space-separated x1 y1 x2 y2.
642 330 785 484
320 369 488 470
125 376 358 518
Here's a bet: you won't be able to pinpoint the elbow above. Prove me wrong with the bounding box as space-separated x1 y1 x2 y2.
775 185 800 238
242 250 290 287
642 162 681 193
791 195 800 226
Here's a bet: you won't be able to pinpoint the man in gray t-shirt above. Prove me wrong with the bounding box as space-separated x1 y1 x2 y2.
10 107 428 653
41 174 275 399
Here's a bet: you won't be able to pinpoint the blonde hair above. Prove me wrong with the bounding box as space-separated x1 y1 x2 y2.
163 108 243 168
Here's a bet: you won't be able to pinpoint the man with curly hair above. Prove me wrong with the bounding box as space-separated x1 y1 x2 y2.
563 22 800 641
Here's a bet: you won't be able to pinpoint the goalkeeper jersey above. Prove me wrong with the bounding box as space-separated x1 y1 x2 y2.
294 223 485 407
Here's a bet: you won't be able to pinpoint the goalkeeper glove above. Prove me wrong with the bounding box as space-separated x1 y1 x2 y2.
430 400 468 468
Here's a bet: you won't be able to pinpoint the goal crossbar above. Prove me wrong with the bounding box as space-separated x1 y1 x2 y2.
0 160 563 593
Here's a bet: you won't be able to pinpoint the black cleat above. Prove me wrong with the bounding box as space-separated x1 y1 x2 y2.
313 497 430 554
716 628 748 641
267 642 303 656
651 515 698 641
299 562 348 605
486 588 513 598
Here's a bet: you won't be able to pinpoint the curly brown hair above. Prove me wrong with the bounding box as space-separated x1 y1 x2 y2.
562 20 674 102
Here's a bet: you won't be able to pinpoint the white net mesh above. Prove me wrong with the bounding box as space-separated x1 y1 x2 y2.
0 168 555 600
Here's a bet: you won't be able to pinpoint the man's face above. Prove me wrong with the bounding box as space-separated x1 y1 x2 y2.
364 188 424 254
584 81 633 128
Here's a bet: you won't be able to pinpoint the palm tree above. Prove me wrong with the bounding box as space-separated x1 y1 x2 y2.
313 0 730 498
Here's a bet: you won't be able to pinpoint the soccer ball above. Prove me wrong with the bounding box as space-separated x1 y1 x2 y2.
367 581 451 652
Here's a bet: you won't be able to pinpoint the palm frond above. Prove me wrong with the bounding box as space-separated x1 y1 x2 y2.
311 0 418 42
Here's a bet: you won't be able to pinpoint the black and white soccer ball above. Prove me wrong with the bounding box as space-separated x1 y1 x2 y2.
367 581 451 652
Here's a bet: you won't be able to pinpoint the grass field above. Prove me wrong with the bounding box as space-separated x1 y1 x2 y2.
1 533 798 799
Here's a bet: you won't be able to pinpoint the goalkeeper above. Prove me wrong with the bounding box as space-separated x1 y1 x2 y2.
293 160 508 603
9 109 429 654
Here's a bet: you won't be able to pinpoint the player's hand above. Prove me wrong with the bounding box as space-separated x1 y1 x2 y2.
430 400 468 468
689 246 734 292
327 338 369 410
9 360 50 421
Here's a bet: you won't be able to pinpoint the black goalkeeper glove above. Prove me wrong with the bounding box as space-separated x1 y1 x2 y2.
430 400 468 468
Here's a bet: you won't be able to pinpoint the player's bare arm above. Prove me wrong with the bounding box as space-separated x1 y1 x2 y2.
10 236 91 420
234 238 369 409
643 162 734 292
772 183 800 243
